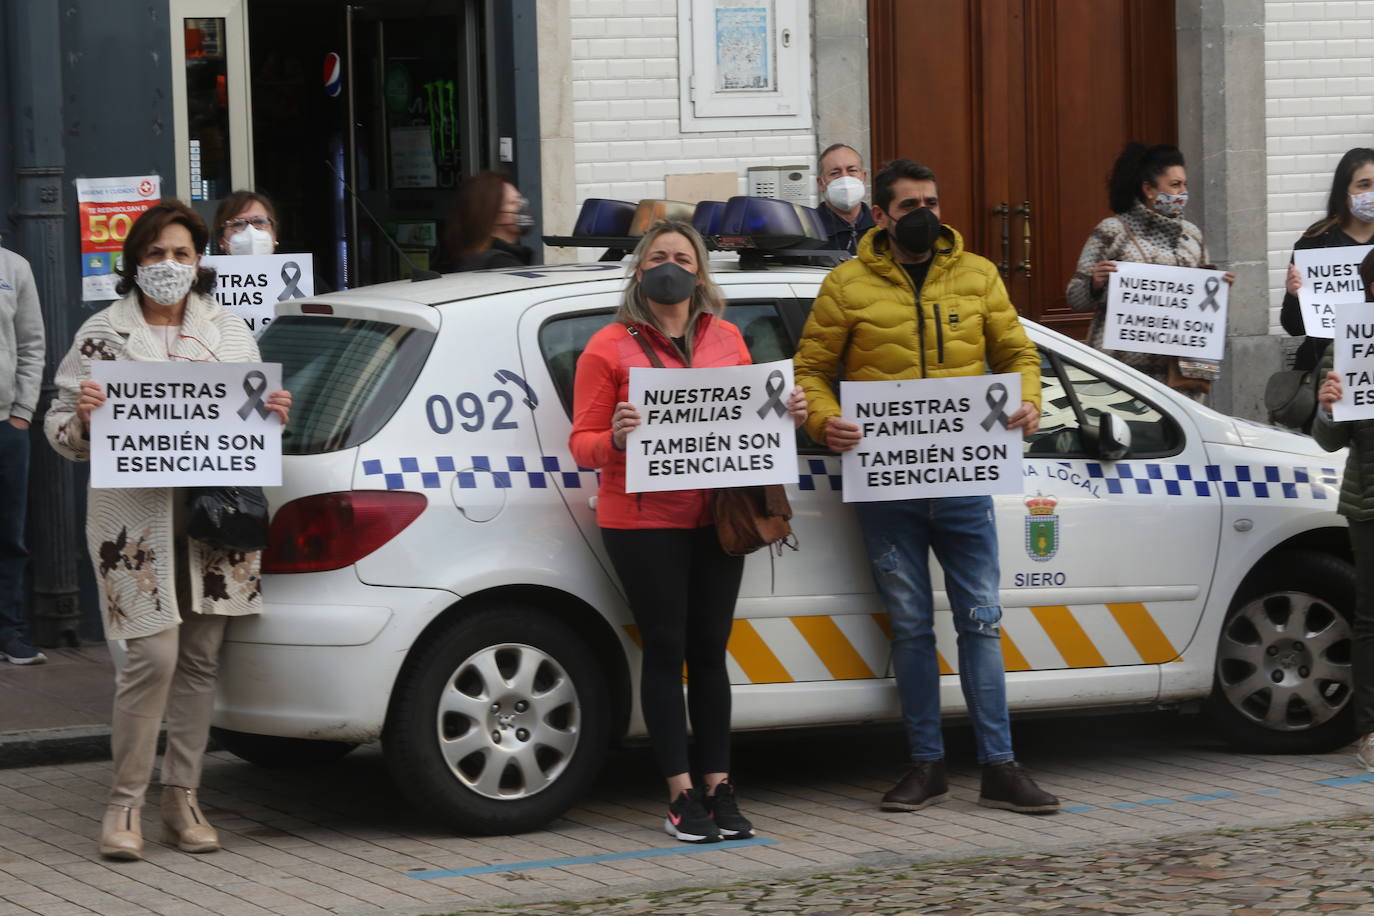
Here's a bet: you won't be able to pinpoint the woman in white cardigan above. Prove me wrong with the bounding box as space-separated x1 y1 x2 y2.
45 200 290 860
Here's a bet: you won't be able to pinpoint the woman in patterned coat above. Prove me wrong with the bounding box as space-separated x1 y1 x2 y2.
45 201 290 861
1065 142 1234 402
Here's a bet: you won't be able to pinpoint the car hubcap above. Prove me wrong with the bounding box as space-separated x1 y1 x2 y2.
435 643 580 800
1217 591 1352 731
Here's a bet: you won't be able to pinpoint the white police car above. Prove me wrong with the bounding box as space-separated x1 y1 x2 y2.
213 197 1356 835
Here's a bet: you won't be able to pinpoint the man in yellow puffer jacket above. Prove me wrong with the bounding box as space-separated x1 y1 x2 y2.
794 158 1058 816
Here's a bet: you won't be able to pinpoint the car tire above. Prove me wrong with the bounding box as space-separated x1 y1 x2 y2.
384 602 610 835
210 728 359 768
1207 548 1357 753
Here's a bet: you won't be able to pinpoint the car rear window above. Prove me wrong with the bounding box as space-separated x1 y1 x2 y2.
258 316 436 455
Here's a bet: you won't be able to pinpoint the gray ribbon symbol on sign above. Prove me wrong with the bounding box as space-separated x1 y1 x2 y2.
237 370 271 420
276 261 305 301
1197 276 1221 312
755 369 788 419
980 382 1011 431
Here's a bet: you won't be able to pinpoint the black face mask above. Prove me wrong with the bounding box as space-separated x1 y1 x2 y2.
893 207 940 257
640 262 697 305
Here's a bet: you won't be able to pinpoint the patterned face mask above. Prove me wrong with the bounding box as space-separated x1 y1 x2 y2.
136 258 197 306
1151 191 1189 219
1351 190 1374 223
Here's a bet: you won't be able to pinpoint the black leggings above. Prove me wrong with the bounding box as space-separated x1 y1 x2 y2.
601 526 744 778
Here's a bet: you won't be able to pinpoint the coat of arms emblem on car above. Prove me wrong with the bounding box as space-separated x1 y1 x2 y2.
1024 492 1059 562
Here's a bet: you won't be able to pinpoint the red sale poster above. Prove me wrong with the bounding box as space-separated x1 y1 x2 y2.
75 175 162 301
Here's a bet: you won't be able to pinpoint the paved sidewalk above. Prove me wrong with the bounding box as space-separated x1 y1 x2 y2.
2 714 1374 915
0 643 115 769
436 814 1374 915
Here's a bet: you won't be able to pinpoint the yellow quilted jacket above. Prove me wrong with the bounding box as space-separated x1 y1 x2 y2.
794 224 1041 444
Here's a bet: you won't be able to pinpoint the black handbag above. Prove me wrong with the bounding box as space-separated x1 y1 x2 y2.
1264 369 1317 430
187 486 270 552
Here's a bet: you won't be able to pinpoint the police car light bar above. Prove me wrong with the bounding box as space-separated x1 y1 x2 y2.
543 196 844 263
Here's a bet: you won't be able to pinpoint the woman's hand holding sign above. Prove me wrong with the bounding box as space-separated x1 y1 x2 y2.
787 385 808 429
265 389 292 425
1090 260 1117 292
611 401 641 450
77 380 107 433
1319 370 1343 411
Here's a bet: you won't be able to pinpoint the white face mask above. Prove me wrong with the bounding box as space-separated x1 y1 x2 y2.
1351 190 1374 223
227 224 274 255
136 258 198 306
824 176 866 211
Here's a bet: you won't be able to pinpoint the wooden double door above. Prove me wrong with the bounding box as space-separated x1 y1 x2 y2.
869 0 1177 336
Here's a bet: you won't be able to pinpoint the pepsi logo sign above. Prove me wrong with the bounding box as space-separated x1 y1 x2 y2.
323 52 342 98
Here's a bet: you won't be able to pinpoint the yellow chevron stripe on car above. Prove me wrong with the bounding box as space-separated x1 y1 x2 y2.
621 603 1178 684
1107 602 1179 663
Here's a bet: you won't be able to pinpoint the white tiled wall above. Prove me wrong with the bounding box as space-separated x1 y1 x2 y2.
569 0 817 223
1264 1 1374 336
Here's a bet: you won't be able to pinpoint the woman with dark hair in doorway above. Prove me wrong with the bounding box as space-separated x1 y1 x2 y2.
433 172 535 272
1065 142 1234 402
45 200 290 861
1281 148 1374 377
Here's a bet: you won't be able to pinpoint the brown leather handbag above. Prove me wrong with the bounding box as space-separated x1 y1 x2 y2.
713 485 797 557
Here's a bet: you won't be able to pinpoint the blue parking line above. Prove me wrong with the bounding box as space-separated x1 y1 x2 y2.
1180 791 1239 802
408 836 777 879
1317 772 1374 787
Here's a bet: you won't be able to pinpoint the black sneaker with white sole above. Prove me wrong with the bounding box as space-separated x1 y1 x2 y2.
664 787 721 843
705 780 753 838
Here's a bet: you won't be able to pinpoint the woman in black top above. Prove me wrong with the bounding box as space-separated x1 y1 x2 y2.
433 172 535 272
1281 148 1374 371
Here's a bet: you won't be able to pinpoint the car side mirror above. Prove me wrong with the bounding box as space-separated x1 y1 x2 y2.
1086 412 1132 461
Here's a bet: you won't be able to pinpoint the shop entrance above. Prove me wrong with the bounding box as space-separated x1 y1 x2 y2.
247 0 494 289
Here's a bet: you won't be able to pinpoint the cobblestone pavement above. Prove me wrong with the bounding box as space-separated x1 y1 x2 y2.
432 815 1374 915
4 713 1374 915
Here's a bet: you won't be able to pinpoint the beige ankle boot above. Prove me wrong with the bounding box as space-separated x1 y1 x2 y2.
99 804 143 860
160 787 219 853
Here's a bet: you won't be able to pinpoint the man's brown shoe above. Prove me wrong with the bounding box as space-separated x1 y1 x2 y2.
880 760 948 811
977 761 1059 814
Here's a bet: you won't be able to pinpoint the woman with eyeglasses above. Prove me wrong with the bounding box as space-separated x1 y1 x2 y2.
433 172 535 272
44 200 290 862
214 190 279 256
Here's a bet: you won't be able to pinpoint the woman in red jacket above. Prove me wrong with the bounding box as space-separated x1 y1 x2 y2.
570 219 805 843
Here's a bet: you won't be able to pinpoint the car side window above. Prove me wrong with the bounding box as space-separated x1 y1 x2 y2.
1027 350 1182 458
540 310 616 414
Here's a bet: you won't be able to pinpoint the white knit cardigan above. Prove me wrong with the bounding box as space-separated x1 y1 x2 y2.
45 292 265 640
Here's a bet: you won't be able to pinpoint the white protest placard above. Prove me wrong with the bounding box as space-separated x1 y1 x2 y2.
1330 302 1374 421
625 359 797 493
840 374 1023 503
90 361 283 488
201 254 315 335
1294 245 1373 338
1103 261 1228 360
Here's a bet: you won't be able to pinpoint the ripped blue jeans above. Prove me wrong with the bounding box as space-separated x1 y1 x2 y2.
854 495 1013 765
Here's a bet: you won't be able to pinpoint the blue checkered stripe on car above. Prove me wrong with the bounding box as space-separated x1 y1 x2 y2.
1083 462 1340 499
360 456 598 491
795 458 1342 500
361 456 1342 501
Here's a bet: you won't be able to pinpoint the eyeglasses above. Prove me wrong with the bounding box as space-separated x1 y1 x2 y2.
222 216 274 231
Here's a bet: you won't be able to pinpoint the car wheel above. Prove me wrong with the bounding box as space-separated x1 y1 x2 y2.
1207 548 1356 753
210 728 358 768
384 602 610 835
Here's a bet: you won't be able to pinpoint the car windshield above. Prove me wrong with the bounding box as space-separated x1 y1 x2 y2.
258 316 436 455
